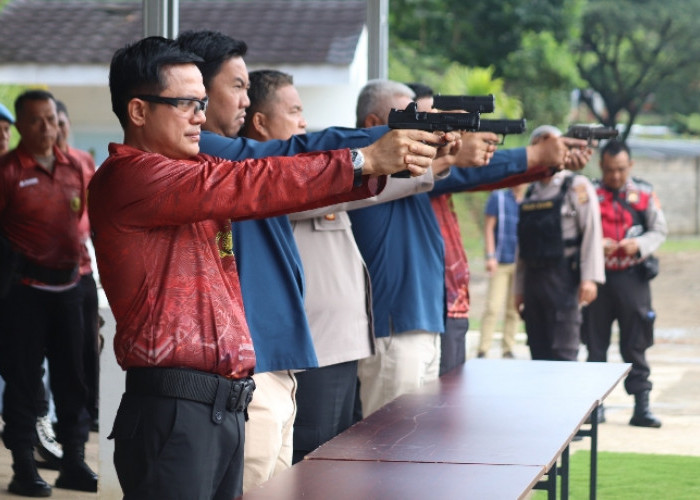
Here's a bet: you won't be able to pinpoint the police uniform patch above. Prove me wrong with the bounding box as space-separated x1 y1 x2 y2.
70 196 82 212
627 191 639 204
573 184 589 204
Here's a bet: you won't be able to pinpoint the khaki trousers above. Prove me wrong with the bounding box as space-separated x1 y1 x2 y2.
358 330 441 418
242 370 297 493
479 262 519 354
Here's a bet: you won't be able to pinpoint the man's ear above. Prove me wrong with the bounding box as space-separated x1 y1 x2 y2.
128 99 147 127
364 113 385 128
251 112 270 139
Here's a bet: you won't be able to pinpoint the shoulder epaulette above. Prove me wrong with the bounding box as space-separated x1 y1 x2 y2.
631 176 654 193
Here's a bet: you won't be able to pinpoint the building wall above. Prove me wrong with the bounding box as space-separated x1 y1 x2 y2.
633 156 700 236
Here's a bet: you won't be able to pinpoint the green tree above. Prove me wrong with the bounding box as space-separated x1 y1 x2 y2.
574 0 700 141
437 64 522 119
389 0 585 75
389 0 587 129
504 31 584 130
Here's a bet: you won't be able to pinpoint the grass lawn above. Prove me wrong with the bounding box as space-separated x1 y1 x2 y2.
657 235 700 254
531 451 700 499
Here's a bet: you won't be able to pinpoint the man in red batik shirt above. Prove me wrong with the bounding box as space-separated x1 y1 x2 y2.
89 36 443 499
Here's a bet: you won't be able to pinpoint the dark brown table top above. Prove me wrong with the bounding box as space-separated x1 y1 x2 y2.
238 459 545 500
436 359 631 403
307 393 595 468
308 360 629 468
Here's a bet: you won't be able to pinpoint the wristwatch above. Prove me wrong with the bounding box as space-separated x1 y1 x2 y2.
350 148 365 187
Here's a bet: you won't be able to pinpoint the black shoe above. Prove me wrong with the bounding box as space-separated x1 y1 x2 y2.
55 445 98 492
477 351 486 358
629 390 662 428
9 449 52 497
35 415 62 470
502 351 514 359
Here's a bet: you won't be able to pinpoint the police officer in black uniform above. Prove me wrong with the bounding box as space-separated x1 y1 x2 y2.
515 125 605 361
582 140 667 428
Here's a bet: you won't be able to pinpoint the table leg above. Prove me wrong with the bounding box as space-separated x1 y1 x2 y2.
590 405 599 500
561 445 570 500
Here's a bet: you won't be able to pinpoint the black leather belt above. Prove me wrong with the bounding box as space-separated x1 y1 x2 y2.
126 367 255 424
22 259 79 285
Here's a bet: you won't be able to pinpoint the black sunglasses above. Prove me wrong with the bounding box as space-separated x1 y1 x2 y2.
133 95 208 114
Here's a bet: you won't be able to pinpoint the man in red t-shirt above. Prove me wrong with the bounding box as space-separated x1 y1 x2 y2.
90 36 441 499
0 90 96 496
56 100 101 433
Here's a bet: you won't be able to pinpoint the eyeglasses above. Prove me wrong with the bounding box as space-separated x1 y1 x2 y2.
133 95 208 114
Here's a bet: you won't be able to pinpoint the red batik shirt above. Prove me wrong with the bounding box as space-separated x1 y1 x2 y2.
431 193 470 319
0 143 84 277
89 143 379 379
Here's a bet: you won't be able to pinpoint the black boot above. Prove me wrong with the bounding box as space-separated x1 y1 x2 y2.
55 443 98 492
8 448 52 497
629 390 662 428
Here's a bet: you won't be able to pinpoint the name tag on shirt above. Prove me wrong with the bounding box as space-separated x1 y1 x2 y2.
19 178 39 188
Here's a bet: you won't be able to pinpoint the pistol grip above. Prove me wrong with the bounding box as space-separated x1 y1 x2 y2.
391 171 411 178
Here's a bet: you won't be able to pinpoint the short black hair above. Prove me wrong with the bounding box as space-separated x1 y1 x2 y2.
109 36 203 130
15 89 55 121
600 139 631 159
405 82 434 100
240 69 294 137
176 30 248 91
55 100 68 117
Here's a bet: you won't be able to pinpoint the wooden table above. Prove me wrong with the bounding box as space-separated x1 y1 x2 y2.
240 360 629 499
437 360 629 403
309 360 630 499
437 359 630 499
307 393 594 468
238 458 545 500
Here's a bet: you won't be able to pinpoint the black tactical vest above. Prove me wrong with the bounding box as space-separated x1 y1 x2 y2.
517 176 574 262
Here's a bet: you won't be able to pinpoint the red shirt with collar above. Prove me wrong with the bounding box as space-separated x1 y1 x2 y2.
0 143 85 275
66 146 96 276
89 143 372 379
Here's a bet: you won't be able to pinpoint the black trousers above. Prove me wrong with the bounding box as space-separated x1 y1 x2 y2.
581 267 654 395
292 360 358 464
0 282 89 450
523 260 581 361
439 317 470 376
110 391 245 499
78 273 100 421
